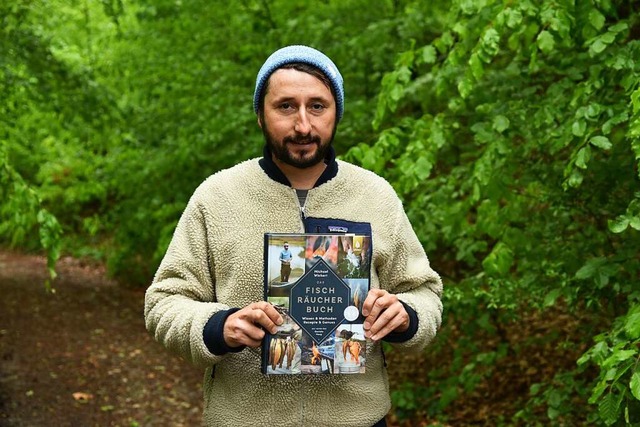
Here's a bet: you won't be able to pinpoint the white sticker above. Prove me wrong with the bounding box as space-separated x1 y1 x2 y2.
344 305 360 321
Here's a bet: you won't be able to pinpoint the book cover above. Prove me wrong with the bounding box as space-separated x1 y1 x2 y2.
262 233 371 374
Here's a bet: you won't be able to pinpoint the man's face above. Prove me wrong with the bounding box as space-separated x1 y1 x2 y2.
284 244 289 249
259 68 337 169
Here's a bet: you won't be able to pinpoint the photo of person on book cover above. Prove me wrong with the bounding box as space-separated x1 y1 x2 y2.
266 236 305 297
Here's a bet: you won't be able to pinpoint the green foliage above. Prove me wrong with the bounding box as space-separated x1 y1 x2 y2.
1 0 412 284
3 0 640 424
577 303 640 425
343 0 640 424
516 370 591 424
0 143 61 290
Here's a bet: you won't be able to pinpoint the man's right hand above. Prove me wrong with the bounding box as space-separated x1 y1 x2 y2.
223 302 283 348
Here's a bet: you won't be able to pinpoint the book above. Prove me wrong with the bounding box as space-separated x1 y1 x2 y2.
262 233 371 374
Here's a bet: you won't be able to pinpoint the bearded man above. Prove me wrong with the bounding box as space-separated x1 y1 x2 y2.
145 45 443 427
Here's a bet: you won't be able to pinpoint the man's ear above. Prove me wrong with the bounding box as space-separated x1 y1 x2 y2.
257 114 263 129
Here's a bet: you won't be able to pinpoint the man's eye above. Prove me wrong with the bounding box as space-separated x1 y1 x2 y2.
279 102 293 110
310 103 325 111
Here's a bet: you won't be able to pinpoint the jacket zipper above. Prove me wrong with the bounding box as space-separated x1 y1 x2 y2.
297 189 307 232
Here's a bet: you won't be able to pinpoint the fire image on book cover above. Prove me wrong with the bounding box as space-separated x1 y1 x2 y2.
263 233 371 374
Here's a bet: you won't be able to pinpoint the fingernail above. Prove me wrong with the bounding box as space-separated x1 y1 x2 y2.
371 335 378 341
363 322 370 330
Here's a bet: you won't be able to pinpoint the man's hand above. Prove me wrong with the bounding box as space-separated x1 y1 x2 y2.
361 289 409 341
223 302 283 348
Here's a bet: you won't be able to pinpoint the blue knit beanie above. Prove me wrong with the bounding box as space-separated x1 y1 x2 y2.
253 45 344 122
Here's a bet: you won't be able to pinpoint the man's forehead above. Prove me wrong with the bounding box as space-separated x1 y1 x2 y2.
265 69 334 101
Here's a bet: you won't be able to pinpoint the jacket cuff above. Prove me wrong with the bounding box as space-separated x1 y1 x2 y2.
382 301 419 343
203 308 246 355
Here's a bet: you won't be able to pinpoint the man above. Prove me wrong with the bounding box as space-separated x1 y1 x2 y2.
279 242 292 282
145 45 443 427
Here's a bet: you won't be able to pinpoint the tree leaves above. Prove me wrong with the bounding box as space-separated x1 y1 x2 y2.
348 1 640 424
587 23 628 57
598 392 623 426
492 115 510 133
631 372 640 401
420 45 437 64
608 197 640 233
537 30 555 54
3 1 640 424
572 120 586 137
590 136 612 150
482 242 514 277
3 0 417 284
624 305 640 340
607 216 626 233
588 9 606 31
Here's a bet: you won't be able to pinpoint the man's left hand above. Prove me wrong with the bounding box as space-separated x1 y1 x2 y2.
361 289 409 341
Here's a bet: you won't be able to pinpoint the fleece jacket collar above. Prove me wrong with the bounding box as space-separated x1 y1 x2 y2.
258 144 339 188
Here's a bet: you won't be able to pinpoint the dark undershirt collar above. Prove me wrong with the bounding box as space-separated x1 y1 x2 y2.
258 145 339 189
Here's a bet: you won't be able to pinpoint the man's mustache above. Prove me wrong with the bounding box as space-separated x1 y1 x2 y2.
284 134 321 144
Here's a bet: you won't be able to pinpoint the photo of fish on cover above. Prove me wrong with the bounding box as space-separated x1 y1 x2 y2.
262 233 371 374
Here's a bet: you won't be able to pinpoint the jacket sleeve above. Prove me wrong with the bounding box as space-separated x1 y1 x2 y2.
377 195 443 353
144 196 229 369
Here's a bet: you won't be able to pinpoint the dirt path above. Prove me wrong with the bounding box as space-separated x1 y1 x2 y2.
0 251 203 427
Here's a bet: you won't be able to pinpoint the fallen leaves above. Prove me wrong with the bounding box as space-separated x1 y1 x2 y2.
72 392 94 403
1 251 205 426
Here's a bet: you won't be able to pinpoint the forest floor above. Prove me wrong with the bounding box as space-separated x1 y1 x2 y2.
0 251 203 427
0 250 588 427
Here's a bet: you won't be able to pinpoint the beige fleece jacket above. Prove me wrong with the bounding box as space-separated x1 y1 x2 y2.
144 158 443 427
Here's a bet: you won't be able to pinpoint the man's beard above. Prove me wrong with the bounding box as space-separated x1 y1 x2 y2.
262 124 335 169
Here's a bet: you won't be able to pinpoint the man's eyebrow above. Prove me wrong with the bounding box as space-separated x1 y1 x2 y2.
268 96 295 104
269 95 332 103
308 96 332 103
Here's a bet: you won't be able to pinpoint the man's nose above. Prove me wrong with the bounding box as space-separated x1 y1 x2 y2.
294 109 312 134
